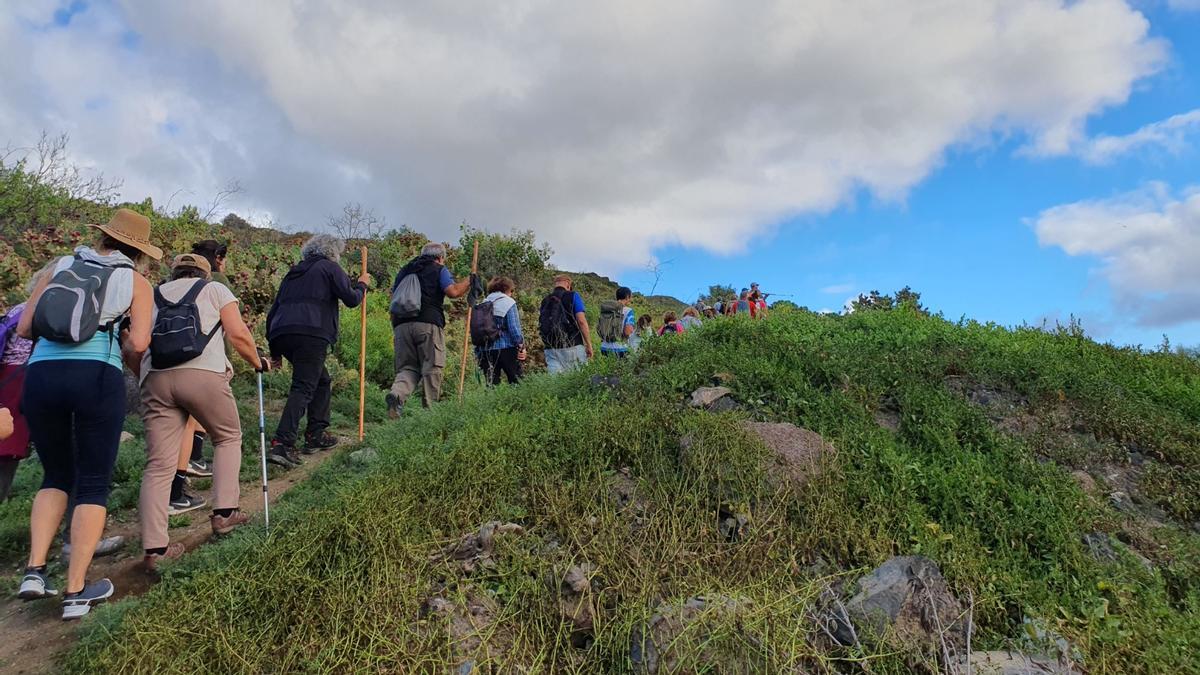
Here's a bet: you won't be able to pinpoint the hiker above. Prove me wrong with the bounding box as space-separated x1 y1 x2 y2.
736 290 753 315
658 312 685 336
15 208 159 619
471 276 525 386
679 307 703 330
598 286 636 358
386 243 472 416
704 307 717 319
134 253 268 571
749 283 768 319
0 263 55 501
538 274 592 373
266 234 369 468
629 314 655 352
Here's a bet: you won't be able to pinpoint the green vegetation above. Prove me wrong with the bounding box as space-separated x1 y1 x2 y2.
62 309 1200 673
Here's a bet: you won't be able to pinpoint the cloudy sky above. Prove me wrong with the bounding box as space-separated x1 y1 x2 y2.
2 1 1199 346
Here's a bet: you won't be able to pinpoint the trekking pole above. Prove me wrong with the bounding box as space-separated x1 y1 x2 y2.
358 246 367 442
457 240 479 402
256 367 270 532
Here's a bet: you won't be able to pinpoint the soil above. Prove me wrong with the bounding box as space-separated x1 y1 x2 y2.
0 438 347 675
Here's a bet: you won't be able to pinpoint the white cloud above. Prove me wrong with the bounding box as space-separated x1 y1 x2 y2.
1034 183 1200 326
820 283 856 295
0 1 1168 272
1076 108 1200 164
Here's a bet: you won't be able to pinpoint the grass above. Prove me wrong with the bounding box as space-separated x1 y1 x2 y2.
61 308 1200 673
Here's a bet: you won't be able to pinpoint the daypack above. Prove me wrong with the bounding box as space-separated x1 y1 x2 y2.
539 288 580 349
31 255 132 344
389 272 422 320
0 308 22 358
469 300 503 347
149 280 223 369
658 322 684 336
597 301 625 343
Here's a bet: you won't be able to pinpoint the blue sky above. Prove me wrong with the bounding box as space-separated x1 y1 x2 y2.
2 1 1199 347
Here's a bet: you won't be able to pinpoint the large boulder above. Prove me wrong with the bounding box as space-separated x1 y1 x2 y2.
742 421 836 487
843 556 967 651
631 595 753 674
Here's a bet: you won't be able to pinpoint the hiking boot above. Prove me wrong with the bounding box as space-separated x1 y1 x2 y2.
17 568 58 601
142 542 185 574
266 440 301 469
185 458 213 478
210 510 251 536
62 535 126 560
386 393 403 420
303 430 338 454
168 489 207 515
61 578 114 620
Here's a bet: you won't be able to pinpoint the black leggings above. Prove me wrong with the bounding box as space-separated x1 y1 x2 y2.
477 347 521 385
22 361 125 507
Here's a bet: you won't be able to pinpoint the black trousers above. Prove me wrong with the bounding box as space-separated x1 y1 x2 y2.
270 334 332 446
476 347 522 386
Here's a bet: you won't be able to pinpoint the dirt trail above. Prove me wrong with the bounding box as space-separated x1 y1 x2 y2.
0 438 350 675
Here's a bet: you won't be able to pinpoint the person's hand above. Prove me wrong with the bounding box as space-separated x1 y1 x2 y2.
0 406 13 441
517 345 527 362
584 344 594 359
255 347 272 373
358 272 373 288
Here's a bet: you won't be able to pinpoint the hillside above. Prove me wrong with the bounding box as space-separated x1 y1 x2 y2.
63 308 1200 673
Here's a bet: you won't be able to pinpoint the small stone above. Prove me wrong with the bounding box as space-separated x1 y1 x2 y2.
846 556 967 650
1069 471 1096 493
349 447 379 465
689 386 732 408
1082 532 1117 563
956 650 1079 675
119 431 135 444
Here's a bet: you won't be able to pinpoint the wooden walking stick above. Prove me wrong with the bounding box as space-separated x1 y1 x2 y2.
458 240 479 401
358 246 368 442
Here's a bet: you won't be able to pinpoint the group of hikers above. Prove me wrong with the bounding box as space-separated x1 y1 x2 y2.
0 209 767 621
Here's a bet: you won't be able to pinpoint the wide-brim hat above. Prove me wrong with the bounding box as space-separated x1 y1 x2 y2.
172 253 212 278
88 208 163 260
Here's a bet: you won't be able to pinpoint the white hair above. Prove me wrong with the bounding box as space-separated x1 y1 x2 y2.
421 242 446 259
301 234 346 262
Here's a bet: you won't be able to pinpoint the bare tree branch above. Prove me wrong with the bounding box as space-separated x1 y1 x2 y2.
201 179 244 222
327 202 387 241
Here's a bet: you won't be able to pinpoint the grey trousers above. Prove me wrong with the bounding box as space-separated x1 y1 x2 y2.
390 322 446 408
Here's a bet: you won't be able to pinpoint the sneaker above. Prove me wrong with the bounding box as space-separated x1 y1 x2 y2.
386 393 403 420
185 459 213 478
62 535 126 559
61 578 114 620
142 542 185 574
210 510 251 536
168 489 207 515
17 568 58 601
303 430 338 453
266 440 301 469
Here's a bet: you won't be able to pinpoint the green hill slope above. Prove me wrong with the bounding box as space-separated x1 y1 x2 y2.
66 309 1200 673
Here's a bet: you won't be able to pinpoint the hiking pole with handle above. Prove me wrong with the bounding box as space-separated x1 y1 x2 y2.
457 240 479 402
255 348 271 532
358 246 368 442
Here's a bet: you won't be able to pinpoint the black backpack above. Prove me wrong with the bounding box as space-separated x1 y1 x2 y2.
539 288 580 349
149 280 223 369
31 255 133 344
470 300 503 347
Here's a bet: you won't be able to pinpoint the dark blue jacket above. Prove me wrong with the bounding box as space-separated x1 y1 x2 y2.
267 255 365 347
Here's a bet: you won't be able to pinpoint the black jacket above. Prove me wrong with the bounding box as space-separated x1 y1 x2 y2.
267 255 365 347
391 255 449 328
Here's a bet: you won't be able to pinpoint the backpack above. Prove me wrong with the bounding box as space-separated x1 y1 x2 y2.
597 301 625 343
149 280 223 369
658 322 684 336
469 300 503 347
31 255 133 344
539 288 580 349
389 272 422 320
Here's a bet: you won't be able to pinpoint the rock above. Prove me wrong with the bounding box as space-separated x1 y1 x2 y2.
119 431 135 444
742 421 836 487
436 521 526 573
1082 532 1118 563
706 396 742 413
422 587 510 669
718 510 750 542
124 372 142 415
953 650 1079 675
631 595 752 674
590 374 621 389
556 564 597 645
874 409 901 432
348 447 379 466
845 556 967 651
689 386 733 409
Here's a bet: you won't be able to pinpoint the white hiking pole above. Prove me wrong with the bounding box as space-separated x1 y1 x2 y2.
256 368 271 531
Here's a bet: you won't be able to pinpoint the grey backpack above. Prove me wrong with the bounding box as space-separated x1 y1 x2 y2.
31 255 132 344
390 273 422 320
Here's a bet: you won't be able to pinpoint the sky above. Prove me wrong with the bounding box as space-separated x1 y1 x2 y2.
1 1 1198 347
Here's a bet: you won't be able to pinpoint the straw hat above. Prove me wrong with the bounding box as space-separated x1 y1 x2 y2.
88 208 163 260
172 253 211 279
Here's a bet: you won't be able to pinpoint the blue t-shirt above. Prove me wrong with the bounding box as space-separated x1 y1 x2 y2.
439 267 454 292
569 292 585 314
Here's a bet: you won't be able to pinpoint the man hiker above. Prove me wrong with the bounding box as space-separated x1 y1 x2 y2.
265 234 370 468
385 243 472 417
539 274 592 373
598 286 636 358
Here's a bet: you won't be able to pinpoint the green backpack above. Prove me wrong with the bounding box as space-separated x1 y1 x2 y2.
598 301 625 343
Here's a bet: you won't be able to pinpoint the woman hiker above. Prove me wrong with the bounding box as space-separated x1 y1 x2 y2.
265 234 369 468
15 208 159 620
475 276 526 386
133 253 268 572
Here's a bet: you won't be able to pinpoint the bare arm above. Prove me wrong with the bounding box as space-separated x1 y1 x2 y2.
576 312 593 357
220 301 265 369
0 407 12 441
124 274 154 354
444 276 471 299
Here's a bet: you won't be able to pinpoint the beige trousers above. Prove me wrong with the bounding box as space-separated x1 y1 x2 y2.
390 322 446 408
139 369 242 549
